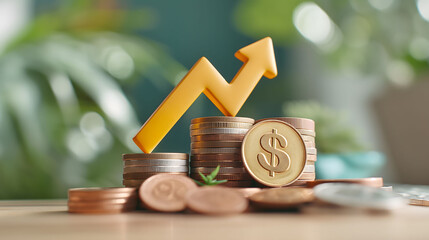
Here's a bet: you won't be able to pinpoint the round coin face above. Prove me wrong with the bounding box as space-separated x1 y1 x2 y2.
249 187 314 209
185 186 248 215
139 174 197 212
313 183 406 210
242 120 307 187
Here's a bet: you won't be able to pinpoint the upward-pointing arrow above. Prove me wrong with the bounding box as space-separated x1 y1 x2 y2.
134 37 278 153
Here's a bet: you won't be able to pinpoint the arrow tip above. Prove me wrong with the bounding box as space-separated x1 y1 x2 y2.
235 37 277 79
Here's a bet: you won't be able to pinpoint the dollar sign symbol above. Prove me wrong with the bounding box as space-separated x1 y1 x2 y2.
257 128 291 177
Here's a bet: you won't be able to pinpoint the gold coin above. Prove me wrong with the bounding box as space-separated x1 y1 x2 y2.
191 141 242 149
191 116 254 124
249 187 314 209
242 120 307 187
190 122 253 130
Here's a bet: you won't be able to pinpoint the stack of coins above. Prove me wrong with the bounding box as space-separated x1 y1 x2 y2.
122 153 189 188
190 116 255 187
68 188 137 214
256 117 316 186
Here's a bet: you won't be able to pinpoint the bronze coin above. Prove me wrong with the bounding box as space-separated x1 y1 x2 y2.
249 187 314 209
190 128 250 136
123 166 189 174
123 153 188 160
68 198 137 207
191 147 242 155
190 161 243 168
191 153 242 161
191 116 254 124
191 141 242 149
190 173 253 181
191 167 247 174
68 188 136 199
255 117 315 131
123 179 145 187
217 181 255 188
124 159 188 167
186 186 249 215
139 174 198 212
190 122 253 130
69 192 137 201
123 172 187 180
191 134 246 142
306 177 384 188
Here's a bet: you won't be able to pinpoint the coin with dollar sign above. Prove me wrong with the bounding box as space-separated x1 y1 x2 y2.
241 120 307 187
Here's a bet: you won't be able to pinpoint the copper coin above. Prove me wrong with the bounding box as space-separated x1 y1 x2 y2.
218 181 255 187
123 179 146 187
190 161 243 168
191 167 247 174
123 166 189 174
249 187 314 209
191 147 242 155
69 192 137 201
186 186 248 215
236 188 262 198
306 177 384 188
190 122 253 130
191 153 242 161
191 141 242 149
287 180 312 186
123 172 187 180
123 153 188 160
190 173 253 181
256 117 315 131
190 128 250 136
191 134 246 142
124 159 188 167
191 116 254 124
68 188 136 199
68 199 137 207
139 174 198 212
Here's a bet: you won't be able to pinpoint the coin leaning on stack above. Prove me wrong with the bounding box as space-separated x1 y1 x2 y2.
68 188 137 214
190 116 255 187
255 117 317 186
122 153 189 188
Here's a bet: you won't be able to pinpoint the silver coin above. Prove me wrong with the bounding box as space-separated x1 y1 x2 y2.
124 159 188 167
314 183 406 210
191 147 242 155
123 166 189 173
190 128 250 136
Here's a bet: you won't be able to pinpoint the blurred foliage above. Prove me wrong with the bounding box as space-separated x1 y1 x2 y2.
284 101 365 153
0 0 185 199
235 0 429 86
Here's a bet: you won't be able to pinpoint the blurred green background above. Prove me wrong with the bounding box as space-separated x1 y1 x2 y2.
1 0 429 199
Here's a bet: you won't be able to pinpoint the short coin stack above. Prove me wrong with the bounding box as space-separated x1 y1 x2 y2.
122 153 189 188
190 116 255 187
68 188 137 214
256 117 316 186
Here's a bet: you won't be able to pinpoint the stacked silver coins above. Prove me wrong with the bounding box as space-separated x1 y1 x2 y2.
122 153 189 188
190 116 255 187
256 117 316 186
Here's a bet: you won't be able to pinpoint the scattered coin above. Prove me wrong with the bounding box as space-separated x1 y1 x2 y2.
139 174 197 212
393 185 429 207
306 177 384 188
191 116 254 124
190 128 250 136
256 117 315 131
249 187 314 209
313 183 406 210
190 122 253 130
236 188 262 198
186 186 248 215
242 120 307 187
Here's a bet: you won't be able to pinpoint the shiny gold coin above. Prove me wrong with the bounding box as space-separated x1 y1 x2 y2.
191 141 242 149
191 116 254 124
242 120 307 187
191 153 241 161
190 122 253 130
190 128 250 136
190 161 243 168
191 167 247 174
249 187 314 209
191 134 246 142
123 153 188 160
256 117 315 131
191 147 241 155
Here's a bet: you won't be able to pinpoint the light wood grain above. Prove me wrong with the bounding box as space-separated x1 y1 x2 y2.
1 200 429 240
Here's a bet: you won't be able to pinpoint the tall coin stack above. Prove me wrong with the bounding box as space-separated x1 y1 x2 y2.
190 116 255 187
122 153 189 188
256 117 316 186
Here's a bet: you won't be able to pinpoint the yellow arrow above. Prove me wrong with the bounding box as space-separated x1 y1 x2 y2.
133 37 277 153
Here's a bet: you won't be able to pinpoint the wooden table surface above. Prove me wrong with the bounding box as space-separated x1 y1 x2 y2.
1 200 429 240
